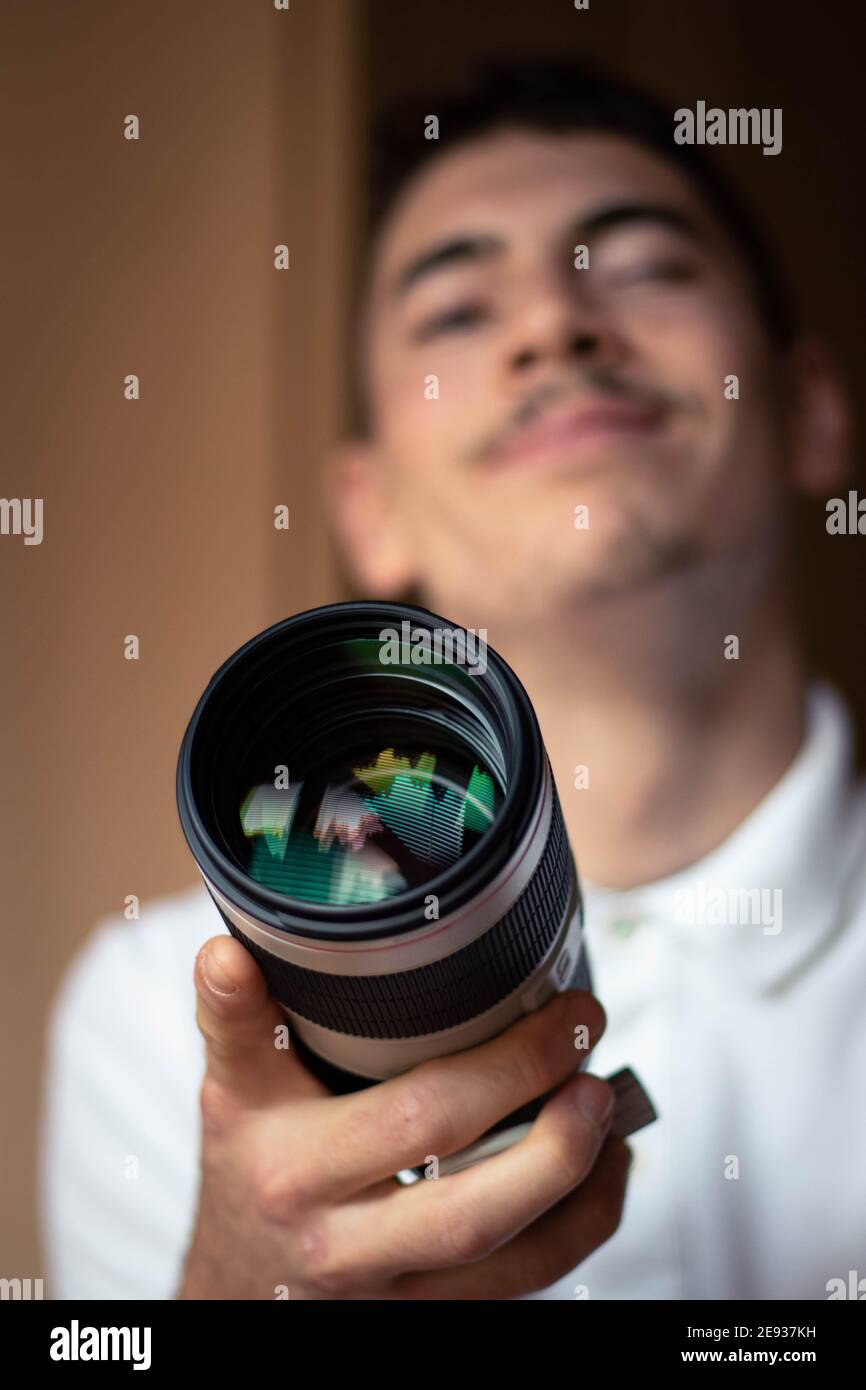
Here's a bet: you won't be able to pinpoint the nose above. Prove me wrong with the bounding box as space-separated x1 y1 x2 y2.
503 269 623 381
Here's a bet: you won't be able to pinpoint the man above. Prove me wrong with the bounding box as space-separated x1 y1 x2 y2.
41 63 866 1300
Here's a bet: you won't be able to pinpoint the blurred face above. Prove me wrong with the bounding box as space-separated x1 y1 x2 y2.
334 127 844 626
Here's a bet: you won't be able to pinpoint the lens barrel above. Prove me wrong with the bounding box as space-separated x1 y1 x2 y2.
177 602 593 1135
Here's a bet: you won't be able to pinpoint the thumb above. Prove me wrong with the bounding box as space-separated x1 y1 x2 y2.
194 934 327 1105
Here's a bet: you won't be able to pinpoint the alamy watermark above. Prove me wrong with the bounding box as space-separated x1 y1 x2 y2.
826 1270 866 1299
50 1321 151 1370
0 497 43 545
826 491 866 534
1 1276 44 1299
672 880 782 935
378 620 488 675
674 102 782 157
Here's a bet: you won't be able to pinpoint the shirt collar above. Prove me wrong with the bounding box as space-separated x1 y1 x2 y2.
581 682 864 994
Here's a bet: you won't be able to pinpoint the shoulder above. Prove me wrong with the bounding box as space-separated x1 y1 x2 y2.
840 779 866 928
57 880 217 1014
40 882 218 1299
46 878 218 1137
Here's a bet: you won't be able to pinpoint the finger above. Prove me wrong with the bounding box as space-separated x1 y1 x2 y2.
319 1071 614 1283
194 935 327 1105
304 989 606 1196
393 1135 632 1300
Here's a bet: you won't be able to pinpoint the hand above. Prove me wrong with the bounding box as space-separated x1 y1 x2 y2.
177 934 631 1300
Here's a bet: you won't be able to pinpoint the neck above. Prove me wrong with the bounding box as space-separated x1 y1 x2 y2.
485 572 807 890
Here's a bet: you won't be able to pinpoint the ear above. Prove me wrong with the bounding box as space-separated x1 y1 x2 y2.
325 439 416 597
785 335 851 496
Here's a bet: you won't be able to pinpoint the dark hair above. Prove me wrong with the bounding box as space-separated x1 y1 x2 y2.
366 60 796 347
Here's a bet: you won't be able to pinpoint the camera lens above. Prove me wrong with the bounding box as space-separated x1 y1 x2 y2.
237 691 501 908
177 602 592 1126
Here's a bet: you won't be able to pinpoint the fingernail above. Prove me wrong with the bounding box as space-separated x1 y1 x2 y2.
575 1075 615 1127
202 944 239 996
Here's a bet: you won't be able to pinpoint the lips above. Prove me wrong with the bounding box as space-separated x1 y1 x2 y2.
484 397 666 468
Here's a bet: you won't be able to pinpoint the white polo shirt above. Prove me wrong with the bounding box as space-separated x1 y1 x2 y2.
40 683 866 1300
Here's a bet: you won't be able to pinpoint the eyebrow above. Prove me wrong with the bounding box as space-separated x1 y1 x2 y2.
390 202 700 301
392 234 502 299
578 202 698 241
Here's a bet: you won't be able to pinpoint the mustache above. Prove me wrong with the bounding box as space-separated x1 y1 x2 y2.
469 368 699 462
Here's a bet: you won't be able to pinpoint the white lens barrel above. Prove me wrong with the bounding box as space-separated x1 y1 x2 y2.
202 761 590 1079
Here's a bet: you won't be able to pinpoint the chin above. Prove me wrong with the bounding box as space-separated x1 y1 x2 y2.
496 532 693 614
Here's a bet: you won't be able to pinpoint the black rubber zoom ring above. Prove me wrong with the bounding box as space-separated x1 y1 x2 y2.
218 786 576 1039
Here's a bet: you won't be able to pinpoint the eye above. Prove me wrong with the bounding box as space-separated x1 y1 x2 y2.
604 258 699 288
413 302 489 342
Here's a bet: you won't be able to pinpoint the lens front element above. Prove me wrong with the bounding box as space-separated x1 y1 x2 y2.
240 732 498 905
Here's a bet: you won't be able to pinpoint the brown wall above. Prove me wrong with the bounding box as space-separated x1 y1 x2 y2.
1 0 358 1283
